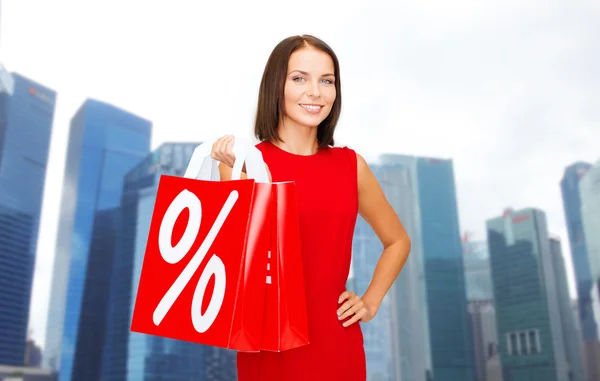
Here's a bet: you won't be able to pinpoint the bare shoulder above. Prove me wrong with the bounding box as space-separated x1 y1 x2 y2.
354 151 374 195
356 152 369 177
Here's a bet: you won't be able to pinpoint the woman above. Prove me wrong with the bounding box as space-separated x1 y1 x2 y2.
211 35 411 381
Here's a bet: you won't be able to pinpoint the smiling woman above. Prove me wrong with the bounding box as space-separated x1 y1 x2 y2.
253 34 342 153
211 34 411 381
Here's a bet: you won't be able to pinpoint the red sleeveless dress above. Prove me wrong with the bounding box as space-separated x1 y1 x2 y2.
236 141 366 381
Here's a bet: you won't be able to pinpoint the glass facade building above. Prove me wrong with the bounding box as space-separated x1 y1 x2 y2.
0 67 56 365
463 240 494 302
580 160 600 301
549 237 585 381
486 208 569 381
353 161 432 381
43 99 151 381
560 163 597 341
467 300 502 381
579 160 600 380
462 239 502 381
561 161 600 380
353 154 472 381
411 156 473 381
101 143 237 381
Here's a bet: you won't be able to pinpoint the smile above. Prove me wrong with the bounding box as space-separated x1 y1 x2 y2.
300 104 323 113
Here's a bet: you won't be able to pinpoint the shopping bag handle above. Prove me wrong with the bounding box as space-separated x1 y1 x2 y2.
183 138 269 183
232 138 270 183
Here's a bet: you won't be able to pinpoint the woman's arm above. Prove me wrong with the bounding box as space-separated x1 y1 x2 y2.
338 153 411 326
357 153 411 309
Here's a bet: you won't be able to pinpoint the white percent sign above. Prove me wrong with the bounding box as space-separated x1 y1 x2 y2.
153 189 239 333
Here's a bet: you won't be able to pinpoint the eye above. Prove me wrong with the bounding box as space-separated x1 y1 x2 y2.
293 76 306 82
321 78 334 84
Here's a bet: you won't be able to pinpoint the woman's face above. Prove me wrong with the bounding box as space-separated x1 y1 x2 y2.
282 47 336 130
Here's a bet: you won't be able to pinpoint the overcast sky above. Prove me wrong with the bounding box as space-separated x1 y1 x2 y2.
1 0 598 348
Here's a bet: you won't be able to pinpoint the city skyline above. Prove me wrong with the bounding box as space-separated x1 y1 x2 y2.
1 0 599 350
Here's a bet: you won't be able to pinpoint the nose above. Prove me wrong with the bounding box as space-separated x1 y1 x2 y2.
307 79 321 98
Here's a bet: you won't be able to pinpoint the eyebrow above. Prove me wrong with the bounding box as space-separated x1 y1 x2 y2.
288 70 335 77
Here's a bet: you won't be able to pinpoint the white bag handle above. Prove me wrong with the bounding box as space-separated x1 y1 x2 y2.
234 138 270 183
183 137 269 183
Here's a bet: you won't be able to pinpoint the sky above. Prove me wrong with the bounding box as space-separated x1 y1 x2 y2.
1 0 599 348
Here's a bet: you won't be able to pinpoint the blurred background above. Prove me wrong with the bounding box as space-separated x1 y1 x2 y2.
0 1 598 380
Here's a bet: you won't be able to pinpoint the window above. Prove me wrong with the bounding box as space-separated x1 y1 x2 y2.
506 333 513 355
510 333 518 355
519 331 528 354
507 330 542 356
529 330 540 353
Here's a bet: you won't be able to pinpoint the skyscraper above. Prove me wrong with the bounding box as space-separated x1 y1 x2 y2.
353 154 473 381
486 208 569 381
560 161 600 381
385 154 474 381
580 159 600 292
463 239 494 302
0 67 56 365
579 159 600 380
549 237 586 381
462 238 502 381
101 142 236 381
353 161 431 381
44 99 151 381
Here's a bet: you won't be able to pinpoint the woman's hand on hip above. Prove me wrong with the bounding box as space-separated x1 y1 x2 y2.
337 290 378 327
211 135 236 168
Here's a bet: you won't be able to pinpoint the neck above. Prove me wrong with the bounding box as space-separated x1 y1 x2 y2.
274 118 320 155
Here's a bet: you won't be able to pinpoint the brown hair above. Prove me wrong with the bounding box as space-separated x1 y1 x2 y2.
254 35 342 149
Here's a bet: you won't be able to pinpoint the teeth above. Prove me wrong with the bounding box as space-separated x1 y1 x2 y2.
301 105 321 111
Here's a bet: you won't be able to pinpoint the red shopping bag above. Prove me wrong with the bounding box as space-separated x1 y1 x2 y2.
130 139 309 352
261 181 310 352
130 174 271 350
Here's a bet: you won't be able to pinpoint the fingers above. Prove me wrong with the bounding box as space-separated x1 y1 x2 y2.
337 294 363 321
343 307 368 327
338 291 355 304
337 290 373 327
219 135 236 167
211 135 236 168
337 291 355 314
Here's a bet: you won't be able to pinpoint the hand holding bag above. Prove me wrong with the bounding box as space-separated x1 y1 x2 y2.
131 138 272 351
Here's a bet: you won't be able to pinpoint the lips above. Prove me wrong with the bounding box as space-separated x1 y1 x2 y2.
300 104 323 113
